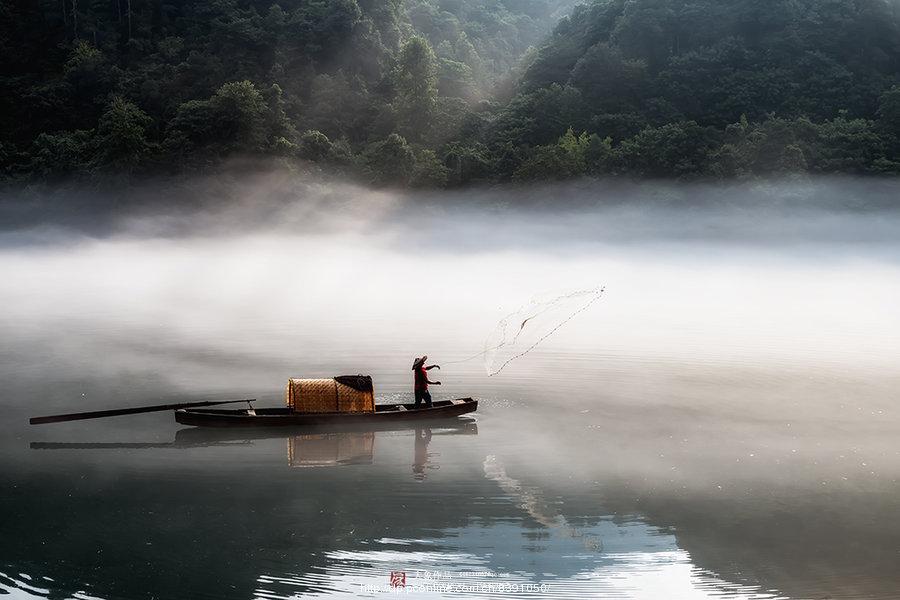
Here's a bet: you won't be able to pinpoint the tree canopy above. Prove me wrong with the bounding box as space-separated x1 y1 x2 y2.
1 0 899 187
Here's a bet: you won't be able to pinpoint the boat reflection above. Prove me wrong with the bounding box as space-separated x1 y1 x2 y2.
30 419 479 471
287 431 375 467
171 417 477 445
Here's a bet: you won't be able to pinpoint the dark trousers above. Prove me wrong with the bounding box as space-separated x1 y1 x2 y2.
415 389 432 407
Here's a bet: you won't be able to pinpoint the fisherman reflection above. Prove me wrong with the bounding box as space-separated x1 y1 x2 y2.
412 427 433 480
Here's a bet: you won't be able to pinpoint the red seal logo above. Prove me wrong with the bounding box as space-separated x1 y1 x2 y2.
390 571 406 588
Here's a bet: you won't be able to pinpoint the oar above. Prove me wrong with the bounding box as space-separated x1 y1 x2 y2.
30 440 253 449
29 398 255 425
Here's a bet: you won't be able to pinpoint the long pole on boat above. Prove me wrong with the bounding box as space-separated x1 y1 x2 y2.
29 399 255 425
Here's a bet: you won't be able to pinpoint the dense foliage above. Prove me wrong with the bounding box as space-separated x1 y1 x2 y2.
1 0 899 187
497 0 900 179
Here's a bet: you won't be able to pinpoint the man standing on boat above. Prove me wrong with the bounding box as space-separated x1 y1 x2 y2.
412 355 441 407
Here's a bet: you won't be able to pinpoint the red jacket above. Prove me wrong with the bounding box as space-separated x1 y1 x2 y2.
414 366 429 391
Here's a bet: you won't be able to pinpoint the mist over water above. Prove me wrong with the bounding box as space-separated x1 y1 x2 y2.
1 175 899 599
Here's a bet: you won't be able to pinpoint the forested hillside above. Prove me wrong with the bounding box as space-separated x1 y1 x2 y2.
495 0 900 179
1 0 899 187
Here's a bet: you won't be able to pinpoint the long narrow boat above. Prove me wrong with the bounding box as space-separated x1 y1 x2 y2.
175 397 477 428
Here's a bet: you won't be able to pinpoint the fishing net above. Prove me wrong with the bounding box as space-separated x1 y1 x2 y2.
481 286 605 376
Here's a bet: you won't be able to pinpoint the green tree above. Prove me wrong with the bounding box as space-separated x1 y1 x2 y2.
286 0 362 62
299 130 333 161
442 141 494 185
63 40 119 126
493 84 588 148
164 80 269 159
709 116 817 177
209 80 268 151
411 148 449 187
513 127 603 180
165 99 217 157
877 86 900 137
810 117 883 174
615 121 719 177
394 36 438 141
263 84 297 144
28 130 93 179
437 58 475 99
304 72 371 141
877 86 900 161
363 133 415 185
570 43 646 111
94 97 153 170
64 41 113 94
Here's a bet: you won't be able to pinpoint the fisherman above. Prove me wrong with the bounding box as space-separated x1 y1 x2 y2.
412 355 441 408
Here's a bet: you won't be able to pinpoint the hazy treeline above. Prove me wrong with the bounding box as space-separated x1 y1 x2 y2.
1 0 899 188
504 0 900 180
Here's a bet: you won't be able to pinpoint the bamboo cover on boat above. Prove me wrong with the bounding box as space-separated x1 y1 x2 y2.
284 376 375 413
287 432 375 467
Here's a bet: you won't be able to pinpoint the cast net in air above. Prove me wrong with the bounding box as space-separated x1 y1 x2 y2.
448 286 606 376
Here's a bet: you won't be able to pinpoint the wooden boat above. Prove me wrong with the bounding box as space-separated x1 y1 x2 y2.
175 397 478 428
30 375 478 431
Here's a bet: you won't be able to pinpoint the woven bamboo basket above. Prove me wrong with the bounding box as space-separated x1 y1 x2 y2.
287 432 375 467
284 376 375 414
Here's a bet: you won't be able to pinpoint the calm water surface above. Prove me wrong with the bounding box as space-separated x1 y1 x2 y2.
1 179 899 599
